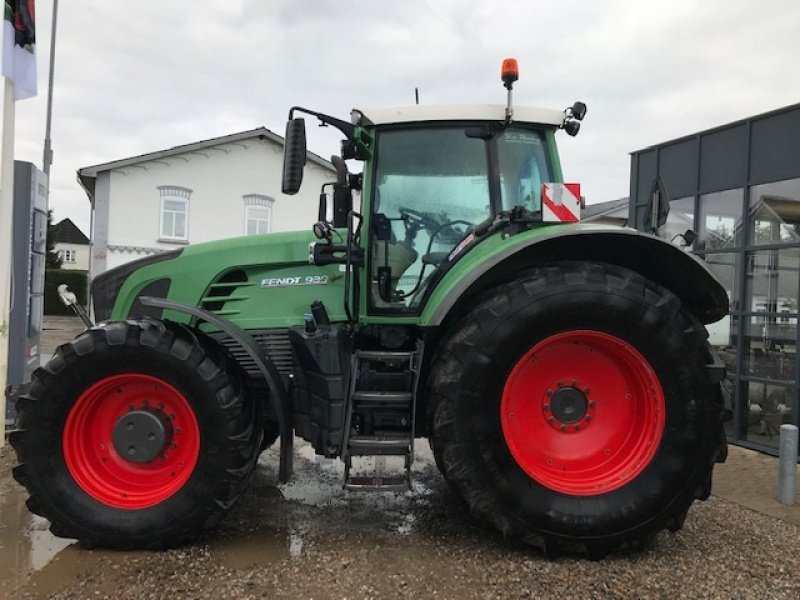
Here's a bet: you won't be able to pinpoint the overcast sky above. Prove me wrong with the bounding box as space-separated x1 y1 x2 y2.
11 0 800 235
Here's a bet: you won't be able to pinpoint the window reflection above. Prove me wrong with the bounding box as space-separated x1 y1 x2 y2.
703 254 738 349
698 189 743 250
749 178 800 246
742 382 794 448
662 196 695 247
745 248 799 314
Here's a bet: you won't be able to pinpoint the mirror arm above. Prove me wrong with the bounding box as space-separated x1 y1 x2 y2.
288 106 356 140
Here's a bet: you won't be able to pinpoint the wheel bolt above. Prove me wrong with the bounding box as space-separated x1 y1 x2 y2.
585 415 593 422
583 387 590 395
575 424 581 431
542 404 550 411
557 381 564 388
548 416 556 424
559 424 567 432
588 401 596 409
546 390 553 397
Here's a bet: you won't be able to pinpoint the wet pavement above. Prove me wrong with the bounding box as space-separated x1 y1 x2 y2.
3 438 800 599
1 316 799 598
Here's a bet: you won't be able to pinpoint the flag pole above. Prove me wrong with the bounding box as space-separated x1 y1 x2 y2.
43 0 57 179
0 76 16 445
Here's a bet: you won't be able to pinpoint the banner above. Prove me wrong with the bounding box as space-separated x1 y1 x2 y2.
2 0 36 100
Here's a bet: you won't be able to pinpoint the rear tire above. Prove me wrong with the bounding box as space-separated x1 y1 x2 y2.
427 262 727 557
10 320 261 549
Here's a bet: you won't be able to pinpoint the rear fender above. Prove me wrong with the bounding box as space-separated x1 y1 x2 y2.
421 225 729 327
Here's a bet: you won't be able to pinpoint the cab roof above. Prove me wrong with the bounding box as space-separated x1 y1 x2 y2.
353 104 566 127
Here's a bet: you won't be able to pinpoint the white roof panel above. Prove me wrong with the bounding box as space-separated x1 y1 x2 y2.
354 104 566 127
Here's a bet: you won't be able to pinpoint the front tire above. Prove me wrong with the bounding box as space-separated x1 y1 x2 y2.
427 262 727 557
10 320 261 549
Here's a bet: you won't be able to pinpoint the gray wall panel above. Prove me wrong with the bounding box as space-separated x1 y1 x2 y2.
659 138 698 200
699 125 748 193
750 108 800 185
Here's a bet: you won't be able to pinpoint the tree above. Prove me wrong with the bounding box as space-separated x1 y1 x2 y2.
46 210 63 269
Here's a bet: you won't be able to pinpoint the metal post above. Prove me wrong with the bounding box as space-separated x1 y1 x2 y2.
777 424 798 505
42 0 59 180
0 79 16 445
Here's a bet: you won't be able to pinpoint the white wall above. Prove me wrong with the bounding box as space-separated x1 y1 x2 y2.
54 242 90 271
102 137 335 270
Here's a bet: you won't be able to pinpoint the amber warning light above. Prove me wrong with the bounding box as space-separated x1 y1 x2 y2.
501 58 519 89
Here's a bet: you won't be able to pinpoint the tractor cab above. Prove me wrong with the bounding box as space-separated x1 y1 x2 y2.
281 61 587 318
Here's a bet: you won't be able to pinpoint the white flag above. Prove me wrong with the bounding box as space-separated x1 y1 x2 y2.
2 0 37 100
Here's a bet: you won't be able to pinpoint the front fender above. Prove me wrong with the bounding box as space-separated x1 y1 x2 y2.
421 224 728 326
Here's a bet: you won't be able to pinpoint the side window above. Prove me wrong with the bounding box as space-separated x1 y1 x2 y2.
243 194 274 235
497 128 551 212
158 186 191 242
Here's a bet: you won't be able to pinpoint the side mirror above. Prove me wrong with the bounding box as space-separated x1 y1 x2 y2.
646 177 671 233
282 118 307 195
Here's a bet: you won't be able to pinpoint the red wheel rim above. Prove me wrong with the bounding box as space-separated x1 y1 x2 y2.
501 330 665 496
63 373 200 509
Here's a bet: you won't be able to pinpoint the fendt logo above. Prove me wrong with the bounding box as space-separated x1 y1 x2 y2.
260 275 329 288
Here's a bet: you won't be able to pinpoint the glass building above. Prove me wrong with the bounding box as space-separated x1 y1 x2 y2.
629 102 800 455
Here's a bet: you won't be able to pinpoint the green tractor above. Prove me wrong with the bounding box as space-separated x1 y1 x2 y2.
11 60 728 558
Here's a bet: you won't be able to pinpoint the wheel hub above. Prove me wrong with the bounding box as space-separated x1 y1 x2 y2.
549 387 588 424
542 381 595 433
112 409 173 464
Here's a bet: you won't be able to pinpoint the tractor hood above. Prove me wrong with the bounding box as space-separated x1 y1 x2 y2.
95 230 349 328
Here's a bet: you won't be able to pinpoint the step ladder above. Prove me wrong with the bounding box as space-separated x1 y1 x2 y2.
341 345 423 491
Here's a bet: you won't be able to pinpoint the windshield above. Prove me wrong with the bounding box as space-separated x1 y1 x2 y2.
370 125 552 311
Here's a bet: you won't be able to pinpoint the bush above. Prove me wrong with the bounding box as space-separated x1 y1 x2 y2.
44 270 89 316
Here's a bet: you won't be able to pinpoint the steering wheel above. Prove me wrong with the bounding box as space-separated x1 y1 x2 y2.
399 208 436 244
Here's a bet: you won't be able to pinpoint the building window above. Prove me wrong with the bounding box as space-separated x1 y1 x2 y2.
749 178 800 246
243 194 274 236
58 249 76 263
158 186 191 242
698 188 744 250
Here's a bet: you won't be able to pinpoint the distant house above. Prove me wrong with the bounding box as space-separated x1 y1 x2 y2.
77 127 336 280
581 197 629 226
50 218 90 271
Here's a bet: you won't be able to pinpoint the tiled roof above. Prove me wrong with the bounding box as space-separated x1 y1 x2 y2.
51 218 89 245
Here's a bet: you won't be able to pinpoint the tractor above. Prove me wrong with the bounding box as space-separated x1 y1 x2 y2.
10 59 729 558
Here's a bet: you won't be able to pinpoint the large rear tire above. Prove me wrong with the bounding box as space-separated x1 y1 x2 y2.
10 320 261 549
427 262 727 558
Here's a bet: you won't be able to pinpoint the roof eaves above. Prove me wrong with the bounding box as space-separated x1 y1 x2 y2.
77 126 335 202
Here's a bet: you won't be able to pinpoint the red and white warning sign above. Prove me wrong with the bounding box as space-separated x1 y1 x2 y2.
542 183 581 222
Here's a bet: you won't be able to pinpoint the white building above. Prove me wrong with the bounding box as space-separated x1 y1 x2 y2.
78 128 336 280
50 218 90 271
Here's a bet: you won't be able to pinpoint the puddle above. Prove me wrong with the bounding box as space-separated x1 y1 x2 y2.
0 439 445 596
0 483 80 597
212 525 306 569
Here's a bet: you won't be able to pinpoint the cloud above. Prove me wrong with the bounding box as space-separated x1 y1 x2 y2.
12 0 800 234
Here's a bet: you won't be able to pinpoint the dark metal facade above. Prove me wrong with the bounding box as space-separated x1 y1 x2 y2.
630 102 800 455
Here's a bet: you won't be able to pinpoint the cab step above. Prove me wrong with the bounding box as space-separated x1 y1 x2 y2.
348 435 412 455
341 343 423 492
344 474 410 492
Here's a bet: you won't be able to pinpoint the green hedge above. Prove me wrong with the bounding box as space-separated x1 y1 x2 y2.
44 269 89 315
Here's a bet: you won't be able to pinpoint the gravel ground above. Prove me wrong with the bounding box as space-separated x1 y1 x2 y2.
3 440 800 600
